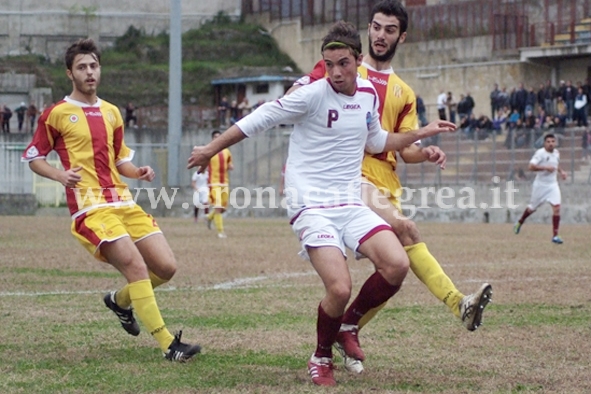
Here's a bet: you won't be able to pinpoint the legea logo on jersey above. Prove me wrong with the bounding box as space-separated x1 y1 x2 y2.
393 84 402 98
342 103 361 110
25 146 39 158
85 111 102 117
368 75 387 86
69 114 79 123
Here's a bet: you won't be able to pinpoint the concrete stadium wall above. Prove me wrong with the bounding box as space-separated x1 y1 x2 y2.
0 0 241 61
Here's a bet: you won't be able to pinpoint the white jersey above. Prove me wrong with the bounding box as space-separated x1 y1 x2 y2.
530 148 560 185
236 78 388 219
191 170 209 190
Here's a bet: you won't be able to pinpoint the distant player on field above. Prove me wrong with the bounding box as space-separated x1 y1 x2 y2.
22 38 200 362
206 130 233 238
514 133 567 243
287 0 492 374
191 167 209 223
188 21 456 386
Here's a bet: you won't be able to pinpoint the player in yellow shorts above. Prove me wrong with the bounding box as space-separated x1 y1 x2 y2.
289 0 492 373
22 38 200 362
206 130 233 238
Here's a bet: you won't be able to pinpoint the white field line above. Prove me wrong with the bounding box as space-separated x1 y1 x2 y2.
0 270 319 297
0 268 581 298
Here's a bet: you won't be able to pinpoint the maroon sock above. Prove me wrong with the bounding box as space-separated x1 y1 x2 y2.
342 272 400 326
315 303 341 359
519 209 533 224
552 214 560 236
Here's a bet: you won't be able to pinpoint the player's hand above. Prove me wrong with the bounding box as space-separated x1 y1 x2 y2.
60 166 82 188
545 166 556 173
136 166 155 181
422 145 447 169
420 120 456 138
559 170 567 180
187 146 212 173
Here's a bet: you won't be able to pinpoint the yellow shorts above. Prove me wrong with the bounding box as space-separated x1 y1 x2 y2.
361 155 403 212
209 185 229 210
71 204 162 262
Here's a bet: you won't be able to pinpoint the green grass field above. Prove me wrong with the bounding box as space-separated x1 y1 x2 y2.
1 216 590 393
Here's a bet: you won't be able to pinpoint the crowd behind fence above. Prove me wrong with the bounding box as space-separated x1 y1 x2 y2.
1 125 590 207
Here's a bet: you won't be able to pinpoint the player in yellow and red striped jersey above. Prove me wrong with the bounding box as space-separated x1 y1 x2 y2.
206 130 233 238
22 38 200 362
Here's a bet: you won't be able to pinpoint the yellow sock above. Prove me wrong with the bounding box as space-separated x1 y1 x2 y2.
358 301 387 329
406 242 464 317
207 211 214 221
128 279 175 351
115 271 170 309
213 212 224 234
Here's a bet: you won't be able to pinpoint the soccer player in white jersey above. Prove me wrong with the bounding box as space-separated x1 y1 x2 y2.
287 0 492 375
514 133 567 243
191 168 209 223
187 21 455 387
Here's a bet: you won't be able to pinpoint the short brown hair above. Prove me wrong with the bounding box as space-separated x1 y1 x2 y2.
65 38 101 70
321 21 362 58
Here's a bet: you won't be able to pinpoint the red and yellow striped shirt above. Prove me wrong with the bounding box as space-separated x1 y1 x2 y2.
22 97 134 216
207 148 232 187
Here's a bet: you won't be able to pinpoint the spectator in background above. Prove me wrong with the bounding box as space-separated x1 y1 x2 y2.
416 94 427 126
229 99 239 124
437 90 447 120
555 96 567 124
464 92 475 117
498 87 510 111
490 83 500 118
537 83 546 115
446 91 457 124
217 96 229 126
562 80 575 122
237 97 250 119
515 83 527 119
525 86 537 116
460 113 477 139
125 102 137 128
544 80 556 115
15 102 27 132
457 93 469 122
574 87 588 127
27 101 38 132
2 104 12 133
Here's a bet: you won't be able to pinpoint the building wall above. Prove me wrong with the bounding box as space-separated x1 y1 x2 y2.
0 0 241 60
247 13 589 123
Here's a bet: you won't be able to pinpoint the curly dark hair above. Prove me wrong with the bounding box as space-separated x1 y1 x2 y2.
65 38 101 70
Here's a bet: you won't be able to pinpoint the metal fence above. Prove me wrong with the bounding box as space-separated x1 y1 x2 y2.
2 125 590 207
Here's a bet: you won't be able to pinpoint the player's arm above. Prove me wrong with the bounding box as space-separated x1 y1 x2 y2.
399 143 447 169
188 124 246 172
377 120 456 154
29 159 82 188
117 161 155 182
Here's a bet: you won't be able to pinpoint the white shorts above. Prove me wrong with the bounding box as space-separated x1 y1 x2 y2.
193 188 209 207
528 181 561 210
290 205 392 260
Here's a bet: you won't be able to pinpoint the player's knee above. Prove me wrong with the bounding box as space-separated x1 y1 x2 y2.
380 255 409 285
327 281 352 306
